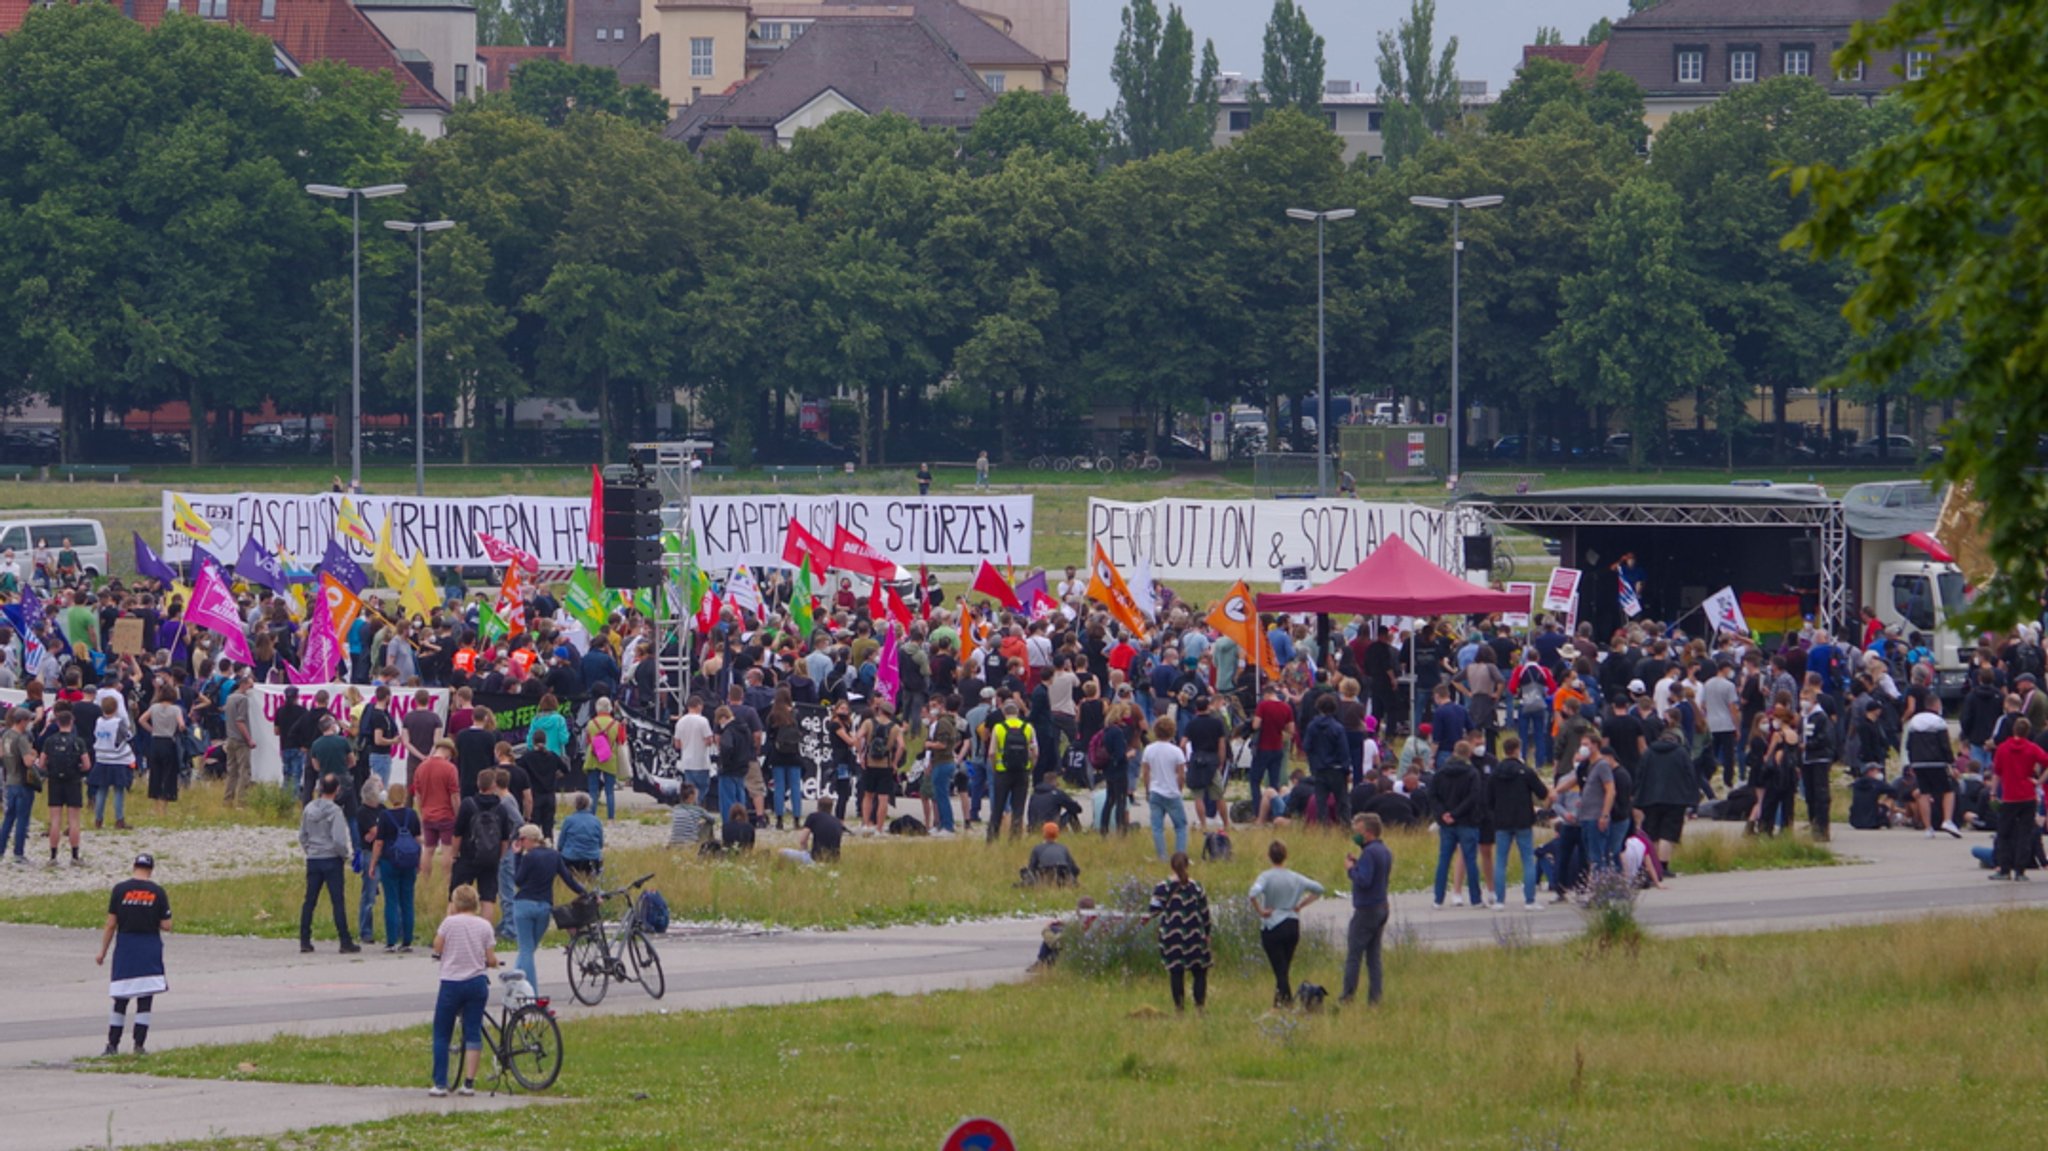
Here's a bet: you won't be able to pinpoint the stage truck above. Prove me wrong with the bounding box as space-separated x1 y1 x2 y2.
1460 480 1976 698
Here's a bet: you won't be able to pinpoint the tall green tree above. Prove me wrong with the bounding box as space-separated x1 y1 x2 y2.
1547 176 1726 467
1109 0 1221 160
1249 0 1325 123
505 59 667 128
963 90 1108 173
1790 0 2048 624
1533 27 1564 47
1375 0 1462 166
506 0 564 48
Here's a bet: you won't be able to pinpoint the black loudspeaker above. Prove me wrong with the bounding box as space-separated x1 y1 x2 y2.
1789 537 1818 577
601 479 664 589
1463 534 1494 571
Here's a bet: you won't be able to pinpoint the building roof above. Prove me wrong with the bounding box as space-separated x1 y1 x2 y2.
613 31 658 88
0 0 451 110
1600 0 1901 99
669 15 993 142
354 0 477 9
1614 0 1895 29
821 0 1040 67
1521 41 1608 79
475 44 567 92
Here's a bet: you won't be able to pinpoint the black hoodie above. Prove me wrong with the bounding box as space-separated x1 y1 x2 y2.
1637 731 1700 808
1430 756 1481 827
1488 756 1549 830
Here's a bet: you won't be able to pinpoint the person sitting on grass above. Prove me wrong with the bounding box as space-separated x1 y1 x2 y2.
666 783 713 850
1255 770 1319 825
717 803 756 854
1026 773 1083 833
1021 822 1080 886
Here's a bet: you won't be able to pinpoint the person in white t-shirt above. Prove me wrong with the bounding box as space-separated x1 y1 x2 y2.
672 695 716 801
1056 567 1086 602
1141 716 1189 861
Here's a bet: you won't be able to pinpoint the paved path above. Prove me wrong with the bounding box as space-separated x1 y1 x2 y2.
0 823 2033 1149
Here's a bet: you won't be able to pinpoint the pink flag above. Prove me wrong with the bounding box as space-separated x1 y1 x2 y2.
875 622 900 708
477 531 540 574
187 561 255 667
291 606 341 684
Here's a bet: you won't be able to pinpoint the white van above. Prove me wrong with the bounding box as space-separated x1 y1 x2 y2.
0 518 110 578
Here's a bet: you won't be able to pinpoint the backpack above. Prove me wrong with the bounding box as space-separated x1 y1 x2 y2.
388 814 422 872
41 730 84 780
589 718 617 765
2020 642 2045 680
867 719 894 762
775 720 801 757
1202 830 1233 862
1518 667 1548 711
637 890 671 935
1295 982 1328 1012
887 814 927 836
999 718 1032 773
1087 728 1109 770
466 796 506 863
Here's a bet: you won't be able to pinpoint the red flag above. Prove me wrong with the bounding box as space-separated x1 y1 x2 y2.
782 517 834 572
477 531 539 574
973 559 1021 611
695 591 721 637
918 563 931 623
869 580 912 631
587 465 605 571
830 524 894 581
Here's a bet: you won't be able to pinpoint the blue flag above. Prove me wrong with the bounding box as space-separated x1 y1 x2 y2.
235 535 288 593
320 536 367 594
0 604 44 672
133 532 178 586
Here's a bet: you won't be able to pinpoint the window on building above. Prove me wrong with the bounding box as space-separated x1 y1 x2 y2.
163 0 179 11
1676 49 1703 84
1836 49 1864 83
1729 48 1757 83
984 73 1004 93
1782 48 1811 77
1367 110 1383 133
690 37 714 78
614 27 624 40
757 21 777 41
1227 110 1251 132
454 63 468 99
260 0 274 18
198 0 226 17
595 27 607 40
1907 47 1932 80
1324 111 1338 131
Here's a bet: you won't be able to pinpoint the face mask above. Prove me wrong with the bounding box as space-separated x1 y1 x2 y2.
1351 833 1367 848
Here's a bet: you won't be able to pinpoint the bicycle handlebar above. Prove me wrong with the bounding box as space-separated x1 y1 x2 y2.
593 874 658 902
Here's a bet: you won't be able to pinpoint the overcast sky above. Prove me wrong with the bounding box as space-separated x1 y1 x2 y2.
1069 0 1628 116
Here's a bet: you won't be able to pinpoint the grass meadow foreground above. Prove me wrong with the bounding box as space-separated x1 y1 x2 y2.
0 805 1832 937
120 909 2048 1150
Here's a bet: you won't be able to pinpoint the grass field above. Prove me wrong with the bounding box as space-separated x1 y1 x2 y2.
116 908 2048 1150
0 799 1831 938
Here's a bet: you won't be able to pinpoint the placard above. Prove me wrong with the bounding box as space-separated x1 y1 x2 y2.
621 701 839 801
162 491 594 568
1503 582 1538 628
109 617 147 657
1087 497 1484 582
1542 568 1582 614
251 684 451 785
690 495 1033 571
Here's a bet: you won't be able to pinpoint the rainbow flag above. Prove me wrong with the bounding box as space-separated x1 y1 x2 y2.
1738 592 1803 647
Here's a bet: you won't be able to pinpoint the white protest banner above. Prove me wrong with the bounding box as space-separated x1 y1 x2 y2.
1086 497 1484 583
1503 582 1539 628
690 495 1033 570
250 684 450 785
1542 568 1582 614
161 492 595 570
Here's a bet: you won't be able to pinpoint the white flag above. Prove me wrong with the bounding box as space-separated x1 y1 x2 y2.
726 565 762 622
1703 586 1748 636
1131 553 1158 621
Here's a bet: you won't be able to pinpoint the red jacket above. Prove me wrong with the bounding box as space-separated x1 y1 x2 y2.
1993 737 2048 804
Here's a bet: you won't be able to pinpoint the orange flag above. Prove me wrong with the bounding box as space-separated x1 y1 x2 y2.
1085 540 1149 640
1207 579 1278 678
320 572 363 636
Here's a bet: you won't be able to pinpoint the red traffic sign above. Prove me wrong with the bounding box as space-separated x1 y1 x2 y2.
940 1117 1015 1151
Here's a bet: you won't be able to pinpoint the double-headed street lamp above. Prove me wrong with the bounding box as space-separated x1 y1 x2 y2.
306 182 408 492
1408 194 1503 485
384 219 456 497
1286 207 1356 499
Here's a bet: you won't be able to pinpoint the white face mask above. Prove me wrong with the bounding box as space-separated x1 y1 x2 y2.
1576 745 1593 763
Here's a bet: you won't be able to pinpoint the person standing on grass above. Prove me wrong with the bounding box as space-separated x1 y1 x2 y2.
986 701 1034 841
449 768 515 929
1989 717 2048 880
764 691 806 832
1637 721 1702 876
429 883 497 1097
1248 839 1323 1009
1798 679 1839 842
42 706 89 867
975 451 990 491
96 852 170 1056
582 696 626 821
1 708 36 864
87 696 135 831
916 462 933 497
369 782 423 952
354 779 387 945
1341 813 1393 1006
1148 851 1211 1013
508 824 585 992
1430 740 1483 908
1097 701 1134 837
1141 715 1189 862
298 774 360 954
412 739 462 890
140 688 185 819
1489 734 1549 910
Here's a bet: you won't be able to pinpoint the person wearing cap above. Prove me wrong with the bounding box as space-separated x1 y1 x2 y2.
97 852 172 1056
1022 822 1079 885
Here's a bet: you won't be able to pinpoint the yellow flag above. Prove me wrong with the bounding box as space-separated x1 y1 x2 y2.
400 551 437 621
171 495 213 542
371 511 407 590
337 497 377 548
1086 540 1149 640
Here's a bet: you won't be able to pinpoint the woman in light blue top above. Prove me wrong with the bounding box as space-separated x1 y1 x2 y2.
525 693 570 759
1248 839 1324 1009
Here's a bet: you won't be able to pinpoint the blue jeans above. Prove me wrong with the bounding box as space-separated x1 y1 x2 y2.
1517 706 1550 768
379 860 417 947
1555 822 1585 891
965 762 988 822
1433 824 1482 904
358 855 380 941
1 784 32 856
90 780 127 825
1148 793 1188 860
716 776 747 821
431 975 489 1089
1604 818 1632 871
930 762 957 830
496 849 517 937
511 898 552 990
771 765 803 823
369 754 392 786
588 770 616 820
1249 750 1285 815
1494 828 1536 906
684 770 712 807
281 748 307 797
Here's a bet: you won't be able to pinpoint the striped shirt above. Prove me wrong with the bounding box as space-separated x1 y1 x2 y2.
436 913 496 982
668 803 712 847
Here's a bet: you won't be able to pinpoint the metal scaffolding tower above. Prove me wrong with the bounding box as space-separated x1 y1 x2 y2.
631 440 712 722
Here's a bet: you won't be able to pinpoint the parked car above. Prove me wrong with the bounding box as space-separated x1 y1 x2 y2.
1849 434 1941 461
0 517 109 577
1488 435 1566 462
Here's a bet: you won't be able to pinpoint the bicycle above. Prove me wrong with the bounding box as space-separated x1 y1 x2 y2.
1119 451 1163 473
562 873 667 1006
479 971 563 1093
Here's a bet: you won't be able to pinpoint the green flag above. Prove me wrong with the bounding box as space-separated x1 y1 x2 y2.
677 529 709 616
791 554 815 638
478 600 509 647
633 586 658 619
565 564 606 632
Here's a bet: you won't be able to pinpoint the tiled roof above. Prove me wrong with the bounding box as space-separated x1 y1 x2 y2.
1615 0 1895 28
1601 0 1899 98
614 31 657 88
475 44 568 90
669 16 992 142
1521 40 1607 79
0 0 450 110
821 0 1039 67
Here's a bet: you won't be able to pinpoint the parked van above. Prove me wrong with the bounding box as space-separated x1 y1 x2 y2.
0 518 110 578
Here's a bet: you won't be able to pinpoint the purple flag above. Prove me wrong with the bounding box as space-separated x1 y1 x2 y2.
235 535 289 593
133 532 178 586
320 536 367 594
291 607 341 684
875 621 900 708
190 545 224 582
1014 570 1049 609
187 562 254 666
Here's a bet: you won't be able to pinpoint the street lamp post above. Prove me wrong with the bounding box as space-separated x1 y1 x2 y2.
1408 194 1503 485
384 219 456 497
1285 207 1356 498
306 183 408 492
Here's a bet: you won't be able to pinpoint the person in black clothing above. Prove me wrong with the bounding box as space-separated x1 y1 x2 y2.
1360 777 1421 828
720 803 756 852
1488 735 1549 908
799 807 845 862
516 746 565 839
1303 694 1350 825
1026 776 1084 832
1430 743 1483 907
453 710 498 798
1601 696 1647 774
1957 667 2004 768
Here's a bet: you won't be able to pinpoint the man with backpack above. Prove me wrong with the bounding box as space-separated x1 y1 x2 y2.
42 707 89 866
987 700 1037 842
450 767 516 928
856 700 903 835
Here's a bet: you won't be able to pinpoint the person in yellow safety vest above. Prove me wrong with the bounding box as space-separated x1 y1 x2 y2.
988 701 1037 843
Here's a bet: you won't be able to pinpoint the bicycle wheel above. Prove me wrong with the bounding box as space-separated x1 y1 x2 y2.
1492 550 1517 582
1143 455 1163 472
1053 456 1072 473
502 1004 563 1092
566 931 609 1006
1095 456 1115 474
1028 455 1049 472
628 930 667 1000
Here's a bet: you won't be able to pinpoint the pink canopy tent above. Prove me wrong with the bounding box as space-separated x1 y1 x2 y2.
1254 535 1527 617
